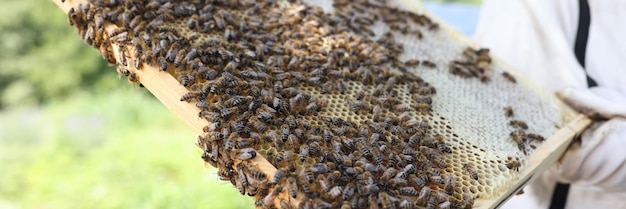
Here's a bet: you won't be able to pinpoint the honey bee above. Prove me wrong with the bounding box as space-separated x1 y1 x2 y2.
246 184 258 196
510 130 527 152
444 174 456 195
257 111 274 122
310 163 329 173
379 192 394 209
219 106 235 119
128 15 141 31
177 74 194 86
212 12 226 30
116 46 129 67
276 150 293 163
502 71 517 83
302 168 314 183
254 199 264 208
108 28 126 38
224 138 236 151
477 48 492 62
407 134 421 147
308 141 321 156
217 167 231 181
186 16 198 30
394 104 411 112
165 43 179 62
247 118 265 133
116 64 130 77
332 80 347 93
279 200 292 209
271 168 287 184
434 135 453 153
231 148 256 160
299 144 309 162
405 59 420 67
419 146 441 159
409 174 426 188
510 119 529 130
422 60 437 68
286 176 298 198
313 199 332 209
418 186 432 204
359 183 380 196
174 49 186 67
140 49 154 66
341 183 356 201
416 103 432 111
413 95 432 105
300 181 315 199
430 172 445 185
389 178 409 188
67 7 79 25
279 124 290 142
326 185 342 198
439 201 452 209
433 157 448 169
504 106 514 117
400 187 418 196
506 159 522 171
371 150 384 167
526 133 545 141
348 100 367 113
316 174 332 193
463 163 479 180
480 74 492 83
210 143 219 161
378 143 390 154
303 100 321 114
262 186 281 205
288 94 305 111
158 57 168 71
236 170 247 195
355 141 372 158
285 115 299 129
380 167 398 181
128 73 138 83
248 166 266 181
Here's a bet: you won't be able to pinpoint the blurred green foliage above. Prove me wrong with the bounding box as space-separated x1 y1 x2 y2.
0 90 254 208
0 0 119 108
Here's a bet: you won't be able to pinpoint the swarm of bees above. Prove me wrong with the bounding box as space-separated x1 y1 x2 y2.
449 48 493 83
61 0 559 208
504 107 546 155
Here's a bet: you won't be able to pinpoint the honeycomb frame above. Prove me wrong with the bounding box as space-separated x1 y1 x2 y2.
51 0 591 208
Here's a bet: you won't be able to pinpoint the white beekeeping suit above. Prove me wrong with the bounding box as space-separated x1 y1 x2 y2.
474 0 626 208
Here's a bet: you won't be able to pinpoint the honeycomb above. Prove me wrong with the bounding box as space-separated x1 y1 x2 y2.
61 0 577 208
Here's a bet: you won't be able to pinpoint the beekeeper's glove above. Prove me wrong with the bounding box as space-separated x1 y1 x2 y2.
557 86 626 120
549 86 626 191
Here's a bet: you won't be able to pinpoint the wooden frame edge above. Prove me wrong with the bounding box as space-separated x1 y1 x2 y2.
474 114 591 209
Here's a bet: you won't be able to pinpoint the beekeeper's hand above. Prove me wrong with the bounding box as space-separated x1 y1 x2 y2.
548 86 626 192
557 86 626 120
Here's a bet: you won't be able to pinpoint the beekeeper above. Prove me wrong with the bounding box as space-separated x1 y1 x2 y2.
473 0 626 208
